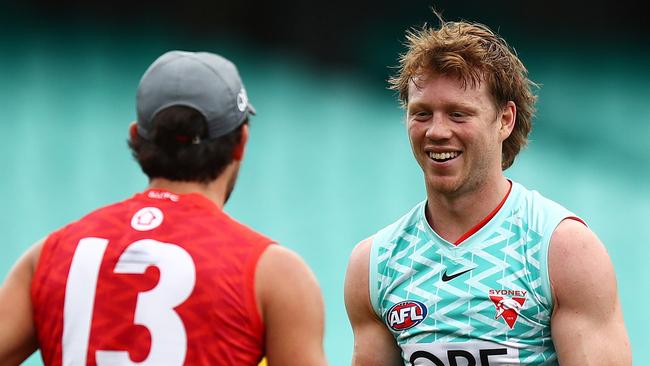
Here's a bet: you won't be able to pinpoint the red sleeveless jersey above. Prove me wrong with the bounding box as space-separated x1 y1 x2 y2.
31 190 274 365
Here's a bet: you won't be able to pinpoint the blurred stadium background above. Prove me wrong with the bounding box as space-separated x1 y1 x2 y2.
1 1 648 364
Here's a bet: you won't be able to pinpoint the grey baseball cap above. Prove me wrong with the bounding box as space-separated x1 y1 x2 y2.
136 50 255 140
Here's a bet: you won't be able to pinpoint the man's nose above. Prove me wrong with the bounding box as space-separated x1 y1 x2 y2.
425 114 453 140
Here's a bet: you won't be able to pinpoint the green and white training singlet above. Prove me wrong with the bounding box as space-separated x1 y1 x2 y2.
369 181 580 365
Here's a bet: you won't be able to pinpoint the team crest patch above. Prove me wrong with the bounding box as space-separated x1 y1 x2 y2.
386 300 428 331
131 207 164 231
489 289 527 328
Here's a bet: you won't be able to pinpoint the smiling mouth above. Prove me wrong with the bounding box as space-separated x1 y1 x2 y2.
428 151 461 162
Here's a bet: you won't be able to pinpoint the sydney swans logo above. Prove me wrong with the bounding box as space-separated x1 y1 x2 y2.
488 289 527 328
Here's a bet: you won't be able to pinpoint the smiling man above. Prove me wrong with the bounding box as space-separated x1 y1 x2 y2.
344 16 631 366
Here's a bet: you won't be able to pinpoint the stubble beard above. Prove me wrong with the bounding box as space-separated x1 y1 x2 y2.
424 154 492 201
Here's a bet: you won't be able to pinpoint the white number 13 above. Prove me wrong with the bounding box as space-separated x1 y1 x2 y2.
62 237 197 365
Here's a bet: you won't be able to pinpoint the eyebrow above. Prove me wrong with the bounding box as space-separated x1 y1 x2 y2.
407 100 479 113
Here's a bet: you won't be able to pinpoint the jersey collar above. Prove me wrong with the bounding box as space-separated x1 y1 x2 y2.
135 189 222 215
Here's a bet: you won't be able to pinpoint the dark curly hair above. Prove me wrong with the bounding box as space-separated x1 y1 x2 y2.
129 105 245 183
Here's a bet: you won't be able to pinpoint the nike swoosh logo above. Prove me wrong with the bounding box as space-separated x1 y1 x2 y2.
441 268 473 282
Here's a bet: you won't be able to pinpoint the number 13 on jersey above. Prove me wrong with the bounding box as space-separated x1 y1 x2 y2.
63 237 196 365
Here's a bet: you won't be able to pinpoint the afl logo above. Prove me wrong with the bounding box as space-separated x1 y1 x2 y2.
386 300 428 331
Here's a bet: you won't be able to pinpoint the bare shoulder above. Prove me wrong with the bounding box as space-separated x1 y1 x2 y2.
347 237 373 279
0 238 46 364
1 236 47 305
550 219 608 259
257 245 319 284
7 238 46 281
255 244 323 317
548 219 616 306
255 244 323 315
350 237 374 261
345 238 404 365
344 236 376 324
26 239 45 271
255 245 327 366
344 237 374 305
548 216 631 364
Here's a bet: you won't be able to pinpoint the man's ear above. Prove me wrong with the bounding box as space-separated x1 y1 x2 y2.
499 101 516 142
129 122 138 143
232 124 249 161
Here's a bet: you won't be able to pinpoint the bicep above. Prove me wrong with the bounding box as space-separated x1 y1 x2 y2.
349 316 402 366
0 241 42 365
344 238 402 366
256 245 327 366
549 220 631 365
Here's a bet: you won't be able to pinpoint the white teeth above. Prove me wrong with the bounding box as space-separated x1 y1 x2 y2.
429 151 459 160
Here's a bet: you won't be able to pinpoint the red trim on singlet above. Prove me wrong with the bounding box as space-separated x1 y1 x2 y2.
565 216 587 226
453 181 513 245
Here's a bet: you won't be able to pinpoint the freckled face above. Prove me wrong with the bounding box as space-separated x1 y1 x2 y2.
406 73 512 197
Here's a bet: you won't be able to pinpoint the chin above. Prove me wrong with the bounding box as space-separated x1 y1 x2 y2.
427 178 462 195
427 181 460 194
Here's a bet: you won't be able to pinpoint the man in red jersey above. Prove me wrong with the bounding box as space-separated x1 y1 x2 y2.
0 51 327 366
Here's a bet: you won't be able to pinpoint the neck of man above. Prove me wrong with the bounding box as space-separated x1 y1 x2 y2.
425 173 511 244
147 163 239 209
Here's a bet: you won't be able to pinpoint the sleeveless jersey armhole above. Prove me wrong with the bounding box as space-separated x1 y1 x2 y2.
540 215 587 313
245 241 275 338
30 229 63 302
368 236 382 318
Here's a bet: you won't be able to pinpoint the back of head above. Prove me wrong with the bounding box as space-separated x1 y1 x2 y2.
389 13 537 170
129 51 255 183
129 105 245 183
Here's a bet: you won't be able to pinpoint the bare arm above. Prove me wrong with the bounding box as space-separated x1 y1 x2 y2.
344 237 402 366
0 240 43 365
256 245 327 366
549 219 631 365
